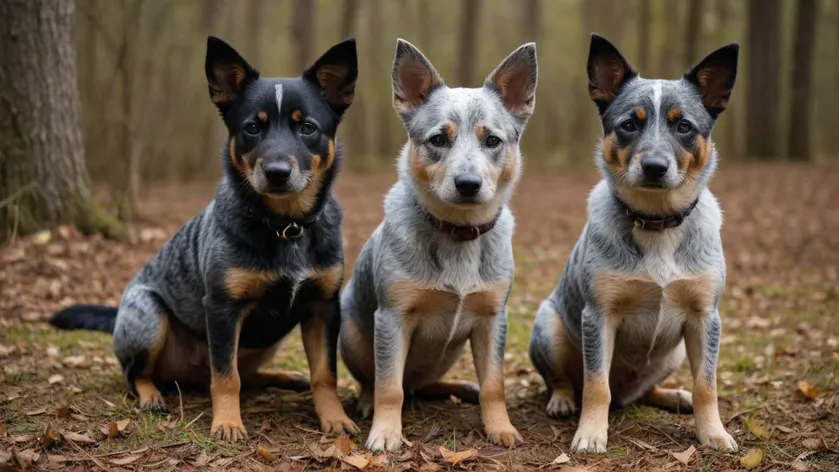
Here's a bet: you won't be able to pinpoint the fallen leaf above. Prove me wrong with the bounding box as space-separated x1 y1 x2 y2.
110 455 142 465
801 438 824 451
439 446 477 466
744 416 773 440
740 448 764 470
48 374 64 385
671 445 696 465
0 423 5 436
371 454 389 467
48 454 70 463
334 435 356 455
39 424 61 448
477 446 508 459
54 407 70 419
418 463 442 472
12 435 34 443
256 445 277 463
61 355 87 368
628 438 658 451
46 346 60 357
393 451 413 462
797 381 822 400
12 449 40 466
776 425 795 434
32 230 52 245
342 453 372 470
24 407 47 416
116 419 131 431
63 432 95 443
191 452 210 467
552 453 571 464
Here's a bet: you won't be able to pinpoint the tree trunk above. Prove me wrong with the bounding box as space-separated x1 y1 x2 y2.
637 0 651 70
456 0 481 86
0 0 121 241
292 0 316 70
745 0 782 160
418 0 431 50
787 0 817 161
684 0 702 64
340 0 358 40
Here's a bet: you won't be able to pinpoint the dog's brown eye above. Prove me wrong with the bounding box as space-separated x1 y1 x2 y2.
301 122 317 135
485 135 502 148
619 120 637 133
429 134 447 147
244 123 260 135
677 120 693 134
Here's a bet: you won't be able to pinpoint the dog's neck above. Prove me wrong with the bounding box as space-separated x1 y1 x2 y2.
611 179 703 218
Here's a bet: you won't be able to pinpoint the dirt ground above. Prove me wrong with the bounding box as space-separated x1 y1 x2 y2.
1 163 838 472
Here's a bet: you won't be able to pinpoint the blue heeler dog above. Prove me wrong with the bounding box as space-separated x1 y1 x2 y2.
529 34 739 453
50 36 359 441
339 39 538 451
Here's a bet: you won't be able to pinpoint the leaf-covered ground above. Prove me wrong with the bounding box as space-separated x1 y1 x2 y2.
1 163 838 471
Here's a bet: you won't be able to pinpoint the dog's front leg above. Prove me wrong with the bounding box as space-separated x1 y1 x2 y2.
572 305 619 453
301 297 358 434
684 309 737 451
471 310 521 447
366 308 412 452
202 295 247 442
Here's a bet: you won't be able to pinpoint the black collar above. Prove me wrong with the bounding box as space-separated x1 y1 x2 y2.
245 207 320 239
415 201 501 242
614 196 699 232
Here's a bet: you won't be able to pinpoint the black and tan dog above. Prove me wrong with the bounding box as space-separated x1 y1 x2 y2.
50 36 358 441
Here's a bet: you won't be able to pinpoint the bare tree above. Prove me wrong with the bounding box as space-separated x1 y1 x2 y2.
418 0 431 50
788 0 817 161
456 0 481 86
637 0 651 71
246 1 266 62
340 0 358 40
746 0 782 160
292 0 316 70
0 0 120 240
684 0 703 64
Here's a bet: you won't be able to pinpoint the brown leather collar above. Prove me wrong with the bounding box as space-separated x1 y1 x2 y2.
421 207 501 242
614 196 699 232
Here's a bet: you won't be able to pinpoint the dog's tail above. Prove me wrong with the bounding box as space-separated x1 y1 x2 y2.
50 305 117 334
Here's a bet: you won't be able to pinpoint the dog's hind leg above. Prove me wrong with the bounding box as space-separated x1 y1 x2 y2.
412 380 480 404
113 285 170 412
242 370 311 391
529 300 582 418
637 341 693 413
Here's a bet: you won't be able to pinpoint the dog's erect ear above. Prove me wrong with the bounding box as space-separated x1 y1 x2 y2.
303 38 358 118
684 43 739 119
205 36 259 114
392 39 444 117
485 43 538 121
586 33 637 115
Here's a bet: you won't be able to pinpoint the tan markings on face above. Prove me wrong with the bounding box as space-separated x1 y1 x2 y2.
324 139 336 172
592 271 661 316
464 280 510 316
692 134 712 172
225 268 278 300
257 111 268 122
634 107 647 121
261 156 321 218
309 264 343 298
498 148 519 186
664 272 718 315
601 132 630 173
475 125 489 142
292 110 303 122
229 138 240 169
666 107 682 121
444 122 457 141
385 279 459 315
409 146 429 184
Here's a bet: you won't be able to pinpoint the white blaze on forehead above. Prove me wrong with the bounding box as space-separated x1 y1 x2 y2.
652 80 663 139
274 84 283 114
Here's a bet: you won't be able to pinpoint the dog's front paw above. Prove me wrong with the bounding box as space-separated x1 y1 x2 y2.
697 426 737 451
211 418 248 442
485 422 522 447
366 418 403 452
571 424 608 453
546 391 576 417
319 411 359 434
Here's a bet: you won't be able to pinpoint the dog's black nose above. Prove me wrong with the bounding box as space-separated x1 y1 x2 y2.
263 160 292 184
641 155 669 178
454 173 482 198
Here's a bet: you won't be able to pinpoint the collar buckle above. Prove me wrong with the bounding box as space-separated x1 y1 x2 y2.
279 221 305 239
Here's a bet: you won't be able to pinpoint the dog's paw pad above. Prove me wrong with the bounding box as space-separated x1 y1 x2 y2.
320 414 359 434
698 429 737 451
365 422 403 452
486 425 522 448
138 394 167 413
571 426 608 453
211 420 248 442
546 392 576 417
